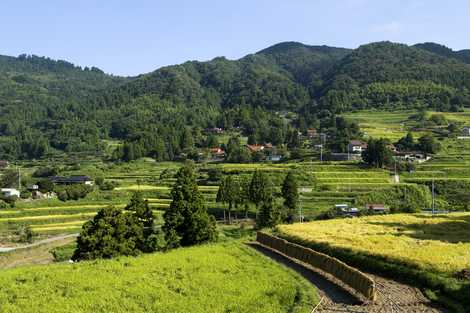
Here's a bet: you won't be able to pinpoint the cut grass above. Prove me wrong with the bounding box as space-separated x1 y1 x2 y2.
0 242 319 313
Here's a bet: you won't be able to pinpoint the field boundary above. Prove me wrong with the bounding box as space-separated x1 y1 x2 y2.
256 231 376 301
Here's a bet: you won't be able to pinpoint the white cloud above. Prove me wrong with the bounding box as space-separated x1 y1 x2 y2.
373 21 403 35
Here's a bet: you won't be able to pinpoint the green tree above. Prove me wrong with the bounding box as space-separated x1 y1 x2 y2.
162 163 217 248
256 199 281 229
125 192 157 252
362 138 393 168
216 176 240 224
418 134 441 154
72 206 145 261
249 170 273 218
281 171 299 221
396 132 415 151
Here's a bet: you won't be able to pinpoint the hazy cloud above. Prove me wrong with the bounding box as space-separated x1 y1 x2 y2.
373 21 403 35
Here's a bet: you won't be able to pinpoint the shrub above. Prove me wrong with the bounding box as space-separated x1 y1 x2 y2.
56 184 93 202
72 207 146 261
32 167 58 178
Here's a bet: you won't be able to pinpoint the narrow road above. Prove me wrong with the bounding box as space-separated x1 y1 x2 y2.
250 243 448 313
0 234 78 253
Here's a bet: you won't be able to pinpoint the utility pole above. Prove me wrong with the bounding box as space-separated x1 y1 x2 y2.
17 165 21 190
320 133 326 163
432 178 435 215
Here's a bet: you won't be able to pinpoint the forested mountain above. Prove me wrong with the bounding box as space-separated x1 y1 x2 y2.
1 41 470 160
318 42 470 112
415 42 470 64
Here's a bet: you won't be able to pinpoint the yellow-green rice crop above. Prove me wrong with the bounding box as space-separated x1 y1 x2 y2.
0 242 318 313
278 213 470 274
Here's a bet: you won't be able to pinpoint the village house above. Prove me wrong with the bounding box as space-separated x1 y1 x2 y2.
462 126 470 137
334 204 359 216
204 127 224 135
266 155 282 162
306 128 317 138
49 176 94 186
394 151 431 163
27 185 55 200
246 143 274 153
348 140 368 154
365 203 388 214
209 147 226 160
0 188 20 198
0 160 8 169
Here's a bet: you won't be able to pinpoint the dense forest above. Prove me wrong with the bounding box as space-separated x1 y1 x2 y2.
1 41 470 160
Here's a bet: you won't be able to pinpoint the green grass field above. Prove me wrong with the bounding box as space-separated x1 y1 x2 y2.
0 242 319 313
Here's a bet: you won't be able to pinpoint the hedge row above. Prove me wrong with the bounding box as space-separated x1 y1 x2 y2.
256 232 376 300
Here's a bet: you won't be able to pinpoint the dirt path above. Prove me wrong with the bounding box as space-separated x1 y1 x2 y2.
250 243 448 313
0 234 78 269
0 233 78 253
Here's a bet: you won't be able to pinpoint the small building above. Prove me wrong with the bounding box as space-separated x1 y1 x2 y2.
462 126 470 137
267 155 282 162
394 152 431 164
335 204 359 216
306 128 317 138
0 160 8 169
0 188 20 198
49 176 94 186
204 127 224 135
209 147 226 160
365 203 388 214
246 144 265 153
348 140 368 154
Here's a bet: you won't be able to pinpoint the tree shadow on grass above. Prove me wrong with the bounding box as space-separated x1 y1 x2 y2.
367 215 470 243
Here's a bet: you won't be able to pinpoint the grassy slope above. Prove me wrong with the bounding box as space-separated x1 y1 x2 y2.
278 213 470 274
0 242 318 313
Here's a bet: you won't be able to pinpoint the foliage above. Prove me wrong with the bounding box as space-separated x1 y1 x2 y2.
162 163 218 248
216 176 241 223
249 170 273 213
72 206 147 261
281 171 299 220
256 200 282 229
56 184 93 201
15 225 35 243
51 243 76 262
418 134 441 154
362 138 393 168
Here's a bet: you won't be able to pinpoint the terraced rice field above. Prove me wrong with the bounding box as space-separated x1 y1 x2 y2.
0 242 319 313
278 213 470 274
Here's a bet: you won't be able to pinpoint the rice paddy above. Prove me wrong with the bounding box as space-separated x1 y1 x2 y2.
278 213 470 274
0 242 319 313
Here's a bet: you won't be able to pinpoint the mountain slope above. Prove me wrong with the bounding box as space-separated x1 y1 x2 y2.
1 41 470 160
415 42 470 64
317 41 470 112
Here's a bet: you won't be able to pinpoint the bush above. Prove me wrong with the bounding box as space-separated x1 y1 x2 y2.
0 199 9 209
15 225 35 243
51 243 76 262
72 207 146 261
32 167 58 178
56 184 93 202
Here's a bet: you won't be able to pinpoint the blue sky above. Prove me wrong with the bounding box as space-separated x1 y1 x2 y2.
1 0 468 76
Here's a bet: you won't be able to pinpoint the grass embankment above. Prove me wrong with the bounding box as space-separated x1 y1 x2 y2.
277 213 470 311
0 242 319 313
